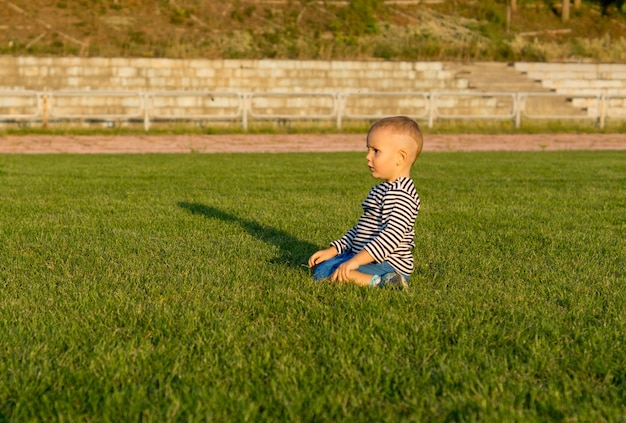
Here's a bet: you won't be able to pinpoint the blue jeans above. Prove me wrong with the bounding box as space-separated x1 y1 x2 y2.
312 252 408 281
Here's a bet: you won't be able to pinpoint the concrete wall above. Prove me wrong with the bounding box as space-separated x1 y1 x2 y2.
0 57 466 92
0 57 471 124
1 57 624 125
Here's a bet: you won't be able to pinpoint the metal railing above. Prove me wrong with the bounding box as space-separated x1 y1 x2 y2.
0 90 621 130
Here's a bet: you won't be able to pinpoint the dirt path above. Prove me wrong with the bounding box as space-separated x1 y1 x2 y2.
1 133 626 154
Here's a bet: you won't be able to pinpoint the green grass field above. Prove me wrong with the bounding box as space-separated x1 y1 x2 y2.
0 150 624 421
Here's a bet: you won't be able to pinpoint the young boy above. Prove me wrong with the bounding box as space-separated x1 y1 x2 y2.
308 116 423 289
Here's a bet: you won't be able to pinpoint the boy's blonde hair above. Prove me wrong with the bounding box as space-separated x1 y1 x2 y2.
367 116 423 164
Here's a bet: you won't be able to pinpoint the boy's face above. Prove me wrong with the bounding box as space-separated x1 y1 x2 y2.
365 127 410 182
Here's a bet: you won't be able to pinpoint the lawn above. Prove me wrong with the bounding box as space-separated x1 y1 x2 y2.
0 150 624 421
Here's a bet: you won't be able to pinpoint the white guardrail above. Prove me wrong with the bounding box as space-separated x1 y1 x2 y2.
0 90 621 130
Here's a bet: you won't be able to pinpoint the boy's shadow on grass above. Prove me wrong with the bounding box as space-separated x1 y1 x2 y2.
177 202 316 270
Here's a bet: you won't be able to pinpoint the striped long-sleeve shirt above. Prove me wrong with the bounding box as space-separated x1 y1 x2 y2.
330 177 420 276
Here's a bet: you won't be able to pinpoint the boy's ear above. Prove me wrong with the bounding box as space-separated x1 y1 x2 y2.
397 149 408 165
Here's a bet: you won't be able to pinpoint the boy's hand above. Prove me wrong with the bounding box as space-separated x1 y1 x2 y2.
308 247 338 268
330 250 375 283
330 259 359 282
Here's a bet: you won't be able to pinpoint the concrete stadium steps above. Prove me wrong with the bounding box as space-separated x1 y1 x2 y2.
445 62 586 117
515 62 626 92
514 62 626 117
445 62 548 93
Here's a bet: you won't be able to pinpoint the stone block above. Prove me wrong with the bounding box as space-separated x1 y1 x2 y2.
108 58 130 67
86 57 111 68
19 66 41 77
82 66 110 77
178 59 202 69
591 80 622 88
308 61 333 70
602 71 626 80
415 62 442 71
18 57 41 66
598 64 626 73
115 67 138 78
195 68 216 78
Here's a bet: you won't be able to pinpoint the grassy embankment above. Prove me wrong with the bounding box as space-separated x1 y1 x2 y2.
3 0 626 62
